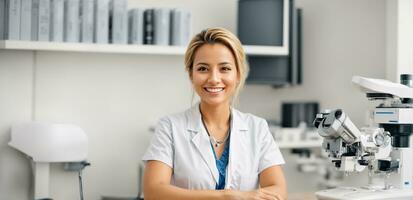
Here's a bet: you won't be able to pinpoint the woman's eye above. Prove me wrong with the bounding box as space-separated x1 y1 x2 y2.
197 66 208 71
222 66 232 71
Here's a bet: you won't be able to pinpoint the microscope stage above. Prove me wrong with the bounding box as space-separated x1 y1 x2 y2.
316 187 413 200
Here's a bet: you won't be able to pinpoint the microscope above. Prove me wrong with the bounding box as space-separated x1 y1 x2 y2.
313 74 413 200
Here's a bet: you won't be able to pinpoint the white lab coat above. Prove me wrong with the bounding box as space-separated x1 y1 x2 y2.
142 104 285 190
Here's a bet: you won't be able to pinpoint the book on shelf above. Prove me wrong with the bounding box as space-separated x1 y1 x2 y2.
143 8 154 45
110 0 127 44
64 0 80 42
31 0 38 40
128 8 143 45
51 0 63 42
170 8 191 46
0 0 4 40
94 0 109 44
5 0 21 40
153 8 170 46
38 0 50 41
81 0 94 43
20 0 31 40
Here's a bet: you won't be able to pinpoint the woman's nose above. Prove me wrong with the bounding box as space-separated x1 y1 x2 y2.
208 69 220 83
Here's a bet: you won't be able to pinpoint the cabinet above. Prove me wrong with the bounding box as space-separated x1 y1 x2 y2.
238 0 302 86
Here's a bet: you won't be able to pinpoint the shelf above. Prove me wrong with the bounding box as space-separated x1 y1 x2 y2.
278 140 323 149
0 40 186 55
0 40 288 56
243 45 288 56
246 80 290 86
269 127 323 149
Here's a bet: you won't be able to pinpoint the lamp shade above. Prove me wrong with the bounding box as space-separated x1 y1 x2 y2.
9 122 88 162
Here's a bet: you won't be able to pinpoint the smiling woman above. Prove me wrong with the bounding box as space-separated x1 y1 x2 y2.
142 28 287 200
191 43 239 108
185 28 249 106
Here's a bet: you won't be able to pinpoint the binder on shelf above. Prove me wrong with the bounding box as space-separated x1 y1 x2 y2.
153 8 170 46
5 0 21 40
51 0 63 42
128 8 143 45
80 0 94 43
110 0 127 44
31 0 38 40
170 8 191 46
37 0 50 41
143 8 154 45
0 0 4 40
64 0 80 42
20 0 31 40
94 0 109 44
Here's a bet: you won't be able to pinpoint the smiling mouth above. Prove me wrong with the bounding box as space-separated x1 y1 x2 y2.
204 87 225 93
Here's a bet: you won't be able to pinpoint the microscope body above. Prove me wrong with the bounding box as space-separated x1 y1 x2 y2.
314 75 413 200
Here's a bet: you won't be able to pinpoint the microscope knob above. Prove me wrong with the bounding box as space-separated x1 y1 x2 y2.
374 133 385 146
358 159 369 166
332 160 341 168
313 117 322 128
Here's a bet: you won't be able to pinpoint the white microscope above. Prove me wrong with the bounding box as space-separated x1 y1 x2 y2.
313 74 413 200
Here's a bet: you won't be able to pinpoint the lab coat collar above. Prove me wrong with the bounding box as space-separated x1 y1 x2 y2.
186 103 248 132
187 103 248 185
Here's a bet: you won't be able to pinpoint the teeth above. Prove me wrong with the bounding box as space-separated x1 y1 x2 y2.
205 87 224 92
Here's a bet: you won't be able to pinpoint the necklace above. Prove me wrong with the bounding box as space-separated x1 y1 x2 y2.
208 132 230 147
200 109 231 148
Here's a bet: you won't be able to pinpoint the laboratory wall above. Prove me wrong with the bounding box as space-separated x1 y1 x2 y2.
0 0 386 199
0 51 34 200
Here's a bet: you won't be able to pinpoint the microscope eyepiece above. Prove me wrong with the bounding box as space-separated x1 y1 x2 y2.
334 110 343 119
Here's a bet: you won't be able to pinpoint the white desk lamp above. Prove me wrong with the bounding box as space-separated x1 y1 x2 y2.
9 122 88 200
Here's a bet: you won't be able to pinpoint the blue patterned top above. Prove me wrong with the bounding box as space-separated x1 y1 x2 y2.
211 140 230 190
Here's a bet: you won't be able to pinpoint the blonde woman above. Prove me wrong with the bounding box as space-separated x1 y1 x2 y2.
143 28 287 200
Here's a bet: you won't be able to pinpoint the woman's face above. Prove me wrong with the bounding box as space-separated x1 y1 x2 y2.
191 43 239 107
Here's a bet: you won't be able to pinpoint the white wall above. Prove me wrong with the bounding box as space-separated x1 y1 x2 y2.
0 51 33 200
386 0 413 82
0 0 387 199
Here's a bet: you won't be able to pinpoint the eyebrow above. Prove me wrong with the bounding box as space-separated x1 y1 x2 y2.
194 62 233 66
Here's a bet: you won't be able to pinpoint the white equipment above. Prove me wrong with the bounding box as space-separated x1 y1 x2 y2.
313 75 413 200
9 122 89 200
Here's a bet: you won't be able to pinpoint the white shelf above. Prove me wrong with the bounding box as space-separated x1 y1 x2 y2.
0 40 186 55
0 40 288 56
243 45 288 56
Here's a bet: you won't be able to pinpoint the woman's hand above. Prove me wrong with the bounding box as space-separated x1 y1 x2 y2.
225 189 283 200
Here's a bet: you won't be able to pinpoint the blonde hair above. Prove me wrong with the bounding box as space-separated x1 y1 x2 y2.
184 27 249 105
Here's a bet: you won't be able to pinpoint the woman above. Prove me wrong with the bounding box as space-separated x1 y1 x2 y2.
142 28 287 200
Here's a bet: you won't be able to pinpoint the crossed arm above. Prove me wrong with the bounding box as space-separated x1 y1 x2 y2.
143 160 287 200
